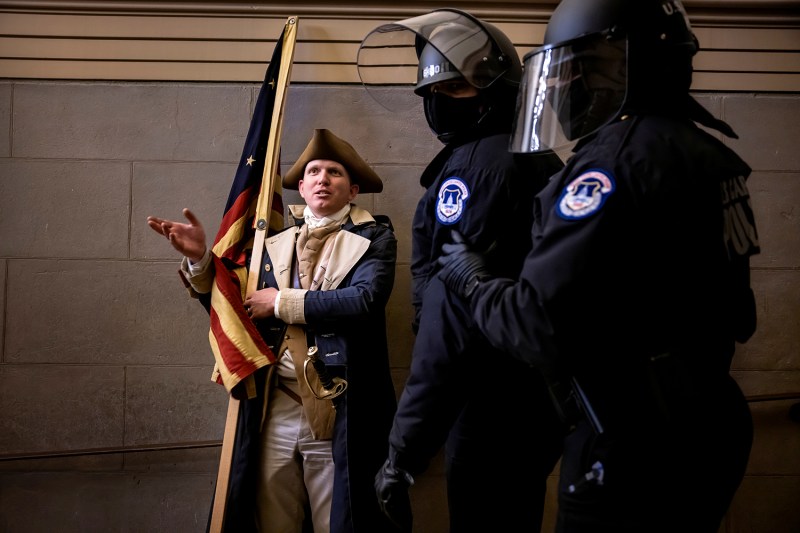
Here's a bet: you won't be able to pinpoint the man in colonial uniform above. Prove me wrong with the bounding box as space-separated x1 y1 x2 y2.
148 128 399 532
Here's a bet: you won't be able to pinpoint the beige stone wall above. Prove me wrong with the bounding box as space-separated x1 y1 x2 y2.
0 79 798 532
1 4 799 530
1 1 799 91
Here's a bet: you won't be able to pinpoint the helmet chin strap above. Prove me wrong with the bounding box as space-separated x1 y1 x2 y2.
620 91 738 140
686 96 738 139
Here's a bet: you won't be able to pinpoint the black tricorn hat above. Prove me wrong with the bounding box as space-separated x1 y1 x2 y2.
283 129 383 193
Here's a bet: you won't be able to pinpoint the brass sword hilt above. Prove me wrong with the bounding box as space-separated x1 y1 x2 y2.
303 346 348 400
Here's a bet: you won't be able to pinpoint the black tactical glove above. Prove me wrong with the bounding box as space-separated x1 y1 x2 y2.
437 231 491 298
374 451 414 532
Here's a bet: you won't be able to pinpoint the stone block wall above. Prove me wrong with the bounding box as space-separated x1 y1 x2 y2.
0 81 798 532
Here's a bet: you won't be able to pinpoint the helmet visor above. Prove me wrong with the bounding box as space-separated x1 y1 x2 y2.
358 10 505 111
511 33 627 153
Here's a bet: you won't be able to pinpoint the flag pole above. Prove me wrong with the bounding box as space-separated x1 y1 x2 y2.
209 16 299 533
248 15 298 296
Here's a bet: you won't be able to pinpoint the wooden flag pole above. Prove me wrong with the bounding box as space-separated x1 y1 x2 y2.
248 15 298 297
208 16 299 533
209 391 241 533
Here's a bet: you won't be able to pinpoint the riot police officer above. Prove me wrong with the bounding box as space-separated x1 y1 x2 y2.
438 1 759 531
359 9 566 532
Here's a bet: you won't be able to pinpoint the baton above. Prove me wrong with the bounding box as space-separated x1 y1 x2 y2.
572 377 604 435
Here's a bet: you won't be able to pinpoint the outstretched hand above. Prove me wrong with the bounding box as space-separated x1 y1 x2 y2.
147 208 207 262
437 231 491 299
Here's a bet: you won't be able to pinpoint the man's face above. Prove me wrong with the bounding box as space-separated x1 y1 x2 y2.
298 159 359 218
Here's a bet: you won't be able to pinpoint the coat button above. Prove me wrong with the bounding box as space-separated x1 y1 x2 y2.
264 264 271 272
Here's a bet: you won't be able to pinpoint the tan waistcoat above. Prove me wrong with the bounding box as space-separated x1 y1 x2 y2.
262 205 373 440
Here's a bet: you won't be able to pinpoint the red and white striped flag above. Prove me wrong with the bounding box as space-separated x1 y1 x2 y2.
207 19 297 392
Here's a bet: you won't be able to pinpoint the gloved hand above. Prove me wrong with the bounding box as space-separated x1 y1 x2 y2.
375 454 414 532
437 231 491 298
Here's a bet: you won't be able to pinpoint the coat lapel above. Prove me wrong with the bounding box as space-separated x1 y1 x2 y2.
265 227 300 290
322 231 370 290
275 204 375 291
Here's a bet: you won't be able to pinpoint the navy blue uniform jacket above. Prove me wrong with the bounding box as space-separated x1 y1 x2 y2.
217 208 398 533
465 115 759 531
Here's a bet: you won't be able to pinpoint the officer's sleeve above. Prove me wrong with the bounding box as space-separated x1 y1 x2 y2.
410 196 433 332
467 170 622 367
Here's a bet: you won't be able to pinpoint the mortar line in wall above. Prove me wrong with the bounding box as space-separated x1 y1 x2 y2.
122 364 128 468
128 161 134 261
0 440 223 462
2 393 797 462
1 258 7 363
7 83 12 157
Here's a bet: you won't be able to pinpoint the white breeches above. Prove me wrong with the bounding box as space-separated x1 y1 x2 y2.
255 380 335 533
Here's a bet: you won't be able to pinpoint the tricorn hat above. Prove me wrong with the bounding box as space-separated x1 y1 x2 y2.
283 129 383 193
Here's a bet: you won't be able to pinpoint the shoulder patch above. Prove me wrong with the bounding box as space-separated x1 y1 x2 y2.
436 177 470 225
557 169 615 220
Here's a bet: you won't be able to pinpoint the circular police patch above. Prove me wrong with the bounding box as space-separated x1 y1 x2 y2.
437 177 470 225
557 169 615 220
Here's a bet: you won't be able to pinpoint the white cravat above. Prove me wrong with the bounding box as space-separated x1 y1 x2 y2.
303 204 351 229
188 204 353 316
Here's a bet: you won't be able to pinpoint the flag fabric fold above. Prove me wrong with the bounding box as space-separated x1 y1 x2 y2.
207 23 293 392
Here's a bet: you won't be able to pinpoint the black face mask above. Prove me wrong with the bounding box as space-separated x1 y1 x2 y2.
556 83 622 142
423 92 487 143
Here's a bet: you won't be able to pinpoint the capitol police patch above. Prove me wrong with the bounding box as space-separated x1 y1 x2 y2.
557 169 615 220
437 177 470 225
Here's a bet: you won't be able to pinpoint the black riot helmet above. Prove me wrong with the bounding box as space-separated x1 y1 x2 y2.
411 11 522 96
358 9 522 143
510 0 700 154
414 33 464 96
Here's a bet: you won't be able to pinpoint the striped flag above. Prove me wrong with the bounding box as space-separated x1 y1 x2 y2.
207 21 295 392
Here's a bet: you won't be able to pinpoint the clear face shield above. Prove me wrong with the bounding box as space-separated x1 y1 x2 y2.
510 33 628 154
357 10 507 112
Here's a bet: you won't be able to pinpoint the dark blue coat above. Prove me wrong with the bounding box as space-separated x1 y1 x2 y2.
391 132 566 531
218 207 398 533
467 115 759 531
